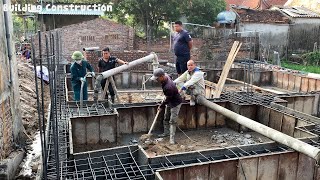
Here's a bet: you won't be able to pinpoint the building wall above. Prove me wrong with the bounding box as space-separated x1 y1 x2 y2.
34 18 135 58
0 0 23 159
239 23 289 55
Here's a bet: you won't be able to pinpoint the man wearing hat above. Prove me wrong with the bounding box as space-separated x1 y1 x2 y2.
70 51 95 101
151 68 182 144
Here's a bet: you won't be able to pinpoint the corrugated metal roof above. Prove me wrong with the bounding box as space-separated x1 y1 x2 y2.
38 9 104 15
279 7 320 18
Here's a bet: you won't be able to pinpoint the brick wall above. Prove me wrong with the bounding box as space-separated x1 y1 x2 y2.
34 18 135 58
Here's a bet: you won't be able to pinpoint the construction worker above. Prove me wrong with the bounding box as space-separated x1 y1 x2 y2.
98 47 128 103
70 51 95 101
174 60 205 106
151 68 182 144
173 21 193 76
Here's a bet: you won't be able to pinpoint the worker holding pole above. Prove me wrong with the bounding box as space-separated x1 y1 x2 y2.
98 47 128 103
151 68 182 144
173 21 193 76
70 51 95 101
174 60 205 106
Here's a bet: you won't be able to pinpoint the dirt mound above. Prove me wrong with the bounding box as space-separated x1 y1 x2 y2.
17 61 50 137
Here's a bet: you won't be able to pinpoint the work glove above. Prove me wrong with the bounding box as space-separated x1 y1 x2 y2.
80 77 86 82
91 72 95 77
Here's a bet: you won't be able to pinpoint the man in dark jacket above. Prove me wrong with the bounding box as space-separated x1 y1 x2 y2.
98 47 128 102
70 51 95 101
151 68 182 144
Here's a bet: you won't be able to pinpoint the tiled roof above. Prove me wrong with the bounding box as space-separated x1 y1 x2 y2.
235 8 290 23
225 0 287 10
277 6 320 18
38 9 104 15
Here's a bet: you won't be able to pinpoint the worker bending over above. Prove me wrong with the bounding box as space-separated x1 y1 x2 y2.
151 68 182 144
174 60 205 106
70 51 95 101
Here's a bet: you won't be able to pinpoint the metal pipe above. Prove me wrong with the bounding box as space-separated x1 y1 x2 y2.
94 53 159 102
197 96 320 162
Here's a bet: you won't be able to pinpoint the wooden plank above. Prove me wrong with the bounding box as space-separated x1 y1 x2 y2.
237 157 258 180
303 96 314 115
258 106 270 126
286 97 295 109
184 164 209 180
309 79 316 92
177 104 187 129
316 80 320 91
294 96 304 112
257 155 279 180
272 71 278 86
133 107 148 132
213 41 242 98
206 108 216 127
216 102 226 126
239 105 257 132
296 153 315 180
278 152 298 180
277 72 284 89
294 75 302 92
288 74 295 91
227 103 240 131
100 115 117 143
283 73 289 90
209 160 237 180
196 105 207 129
269 109 283 131
118 108 133 134
159 169 183 180
186 105 197 129
281 115 296 136
301 77 309 92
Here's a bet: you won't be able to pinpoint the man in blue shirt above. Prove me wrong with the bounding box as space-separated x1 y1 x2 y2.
70 51 95 101
98 47 128 103
173 21 193 76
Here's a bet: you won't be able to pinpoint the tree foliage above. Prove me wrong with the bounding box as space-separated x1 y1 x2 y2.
105 0 226 39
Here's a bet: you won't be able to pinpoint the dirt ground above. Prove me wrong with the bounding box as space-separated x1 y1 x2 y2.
18 61 50 138
142 128 272 157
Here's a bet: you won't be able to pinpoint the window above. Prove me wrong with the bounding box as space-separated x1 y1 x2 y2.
80 36 95 42
105 34 120 41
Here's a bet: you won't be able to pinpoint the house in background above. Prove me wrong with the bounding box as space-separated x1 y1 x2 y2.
225 0 288 10
284 0 320 14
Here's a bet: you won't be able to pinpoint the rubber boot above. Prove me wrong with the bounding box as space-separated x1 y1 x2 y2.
111 96 115 103
158 122 169 137
169 124 176 144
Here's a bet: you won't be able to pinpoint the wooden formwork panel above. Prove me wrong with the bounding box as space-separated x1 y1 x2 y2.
237 157 258 180
183 164 209 180
147 106 160 131
256 106 271 126
301 77 309 92
133 107 148 132
277 72 284 89
72 117 86 145
278 152 298 180
316 80 320 91
186 105 197 129
260 71 271 85
159 168 183 180
303 96 315 115
206 107 217 127
272 71 278 86
286 97 295 109
209 160 237 180
196 105 207 128
288 74 296 91
283 73 289 90
314 166 320 180
216 102 226 126
177 104 188 129
294 96 304 112
281 115 296 136
296 153 316 180
114 73 122 87
130 72 138 88
253 71 261 86
226 103 241 131
294 76 302 92
269 109 283 131
239 105 257 132
100 115 117 143
118 108 133 134
309 79 316 92
257 155 279 180
86 116 100 144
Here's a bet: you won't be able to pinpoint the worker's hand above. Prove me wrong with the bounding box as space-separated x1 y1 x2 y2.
80 77 86 82
91 72 95 77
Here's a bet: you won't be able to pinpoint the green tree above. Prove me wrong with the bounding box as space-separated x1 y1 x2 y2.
105 0 225 39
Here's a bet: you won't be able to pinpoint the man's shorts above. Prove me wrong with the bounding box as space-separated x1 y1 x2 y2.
175 54 190 74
